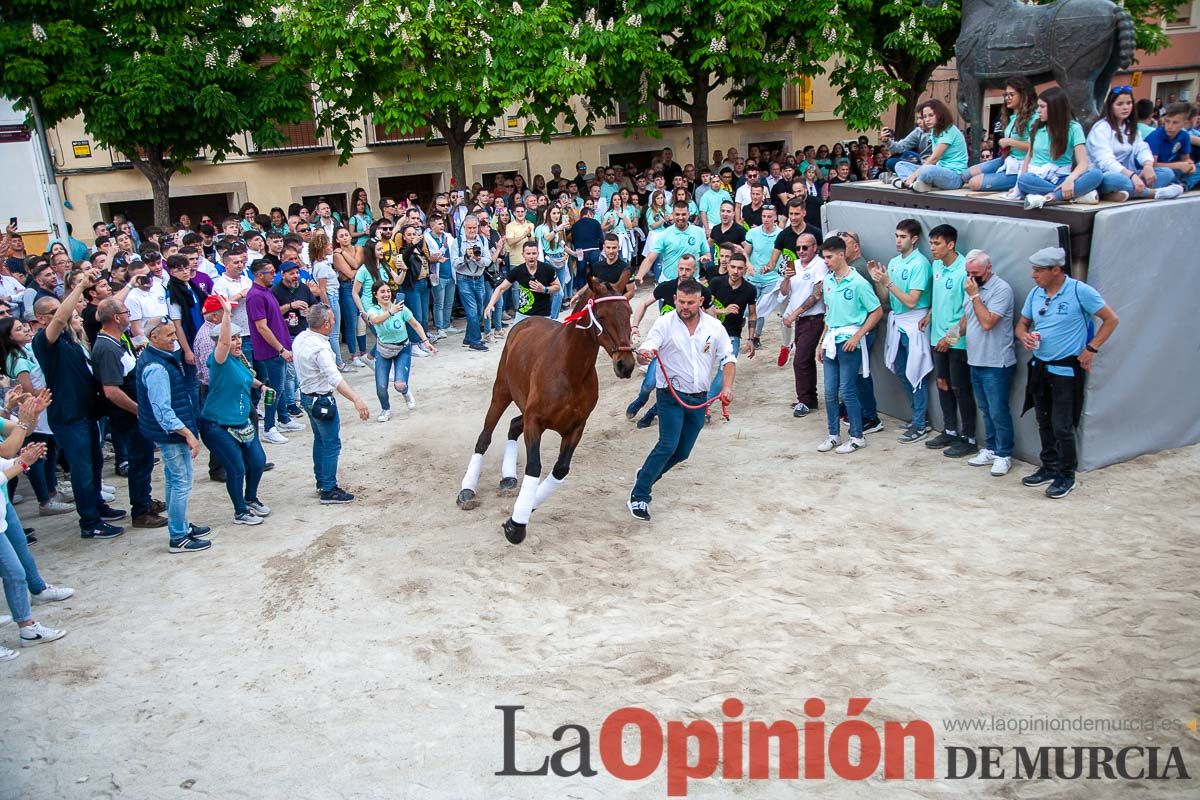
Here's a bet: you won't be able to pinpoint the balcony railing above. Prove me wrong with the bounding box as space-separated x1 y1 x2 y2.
605 100 685 128
734 81 810 117
364 116 435 146
109 147 205 169
245 119 332 154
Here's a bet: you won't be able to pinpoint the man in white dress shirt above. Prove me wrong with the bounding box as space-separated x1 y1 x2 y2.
628 279 735 521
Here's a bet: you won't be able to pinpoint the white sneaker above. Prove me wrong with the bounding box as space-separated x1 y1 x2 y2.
1154 184 1184 200
817 435 840 452
30 585 74 604
276 419 305 432
19 621 66 647
0 614 10 625
100 488 115 503
1073 190 1099 205
990 456 1012 476
0 644 17 662
11 493 25 504
1002 188 1023 202
404 391 416 410
245 499 271 517
377 410 392 423
447 325 464 334
1024 193 1047 210
352 356 369 368
1100 190 1130 203
410 345 430 358
835 437 866 454
101 482 115 494
52 490 73 504
39 500 74 516
911 178 933 193
262 428 289 445
968 448 996 467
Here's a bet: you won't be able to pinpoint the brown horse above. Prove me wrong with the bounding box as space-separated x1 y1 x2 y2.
456 272 636 544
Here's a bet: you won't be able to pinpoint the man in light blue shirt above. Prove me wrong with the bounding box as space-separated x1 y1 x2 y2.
636 202 709 284
698 172 733 236
598 167 621 205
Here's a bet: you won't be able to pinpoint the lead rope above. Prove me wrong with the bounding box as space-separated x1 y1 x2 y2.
655 358 731 421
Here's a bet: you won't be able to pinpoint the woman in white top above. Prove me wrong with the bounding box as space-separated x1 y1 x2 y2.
1087 86 1183 202
601 194 636 261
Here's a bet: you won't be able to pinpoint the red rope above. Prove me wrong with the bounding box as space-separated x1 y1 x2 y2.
655 358 731 421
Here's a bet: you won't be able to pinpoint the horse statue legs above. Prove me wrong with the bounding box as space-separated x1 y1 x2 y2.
501 423 584 545
958 73 985 163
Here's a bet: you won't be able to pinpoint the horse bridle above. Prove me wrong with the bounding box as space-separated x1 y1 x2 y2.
562 295 634 353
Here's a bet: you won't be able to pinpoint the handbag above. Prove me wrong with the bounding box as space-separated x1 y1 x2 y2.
223 422 257 443
310 394 337 421
375 340 408 360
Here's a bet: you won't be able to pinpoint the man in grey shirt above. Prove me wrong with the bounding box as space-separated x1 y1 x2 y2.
957 249 1017 476
453 217 494 352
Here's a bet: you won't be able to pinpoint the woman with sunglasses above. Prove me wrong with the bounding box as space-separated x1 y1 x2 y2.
1016 86 1104 209
364 281 436 422
964 77 1036 193
198 295 270 526
1087 86 1183 202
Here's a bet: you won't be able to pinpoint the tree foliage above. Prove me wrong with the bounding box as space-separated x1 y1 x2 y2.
283 0 595 189
0 0 311 224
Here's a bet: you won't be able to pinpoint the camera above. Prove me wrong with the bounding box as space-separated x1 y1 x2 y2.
469 246 482 259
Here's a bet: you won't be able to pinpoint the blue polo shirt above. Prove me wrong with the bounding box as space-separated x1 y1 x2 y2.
931 254 968 350
1144 127 1191 164
1021 277 1106 376
652 224 708 281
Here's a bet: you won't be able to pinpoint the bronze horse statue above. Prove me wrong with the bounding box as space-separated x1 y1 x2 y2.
952 0 1136 156
456 273 636 545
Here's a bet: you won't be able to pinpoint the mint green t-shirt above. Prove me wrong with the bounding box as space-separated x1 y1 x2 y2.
822 269 881 340
1004 116 1032 159
743 225 781 288
1030 120 1086 169
601 209 629 236
932 125 969 173
368 302 414 345
886 250 933 315
652 224 708 281
534 224 564 256
699 189 732 225
930 254 968 350
355 264 393 305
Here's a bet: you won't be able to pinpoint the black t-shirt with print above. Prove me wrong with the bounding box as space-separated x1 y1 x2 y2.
652 278 713 313
773 224 824 262
741 203 765 229
505 262 558 317
92 333 139 431
709 222 746 250
708 275 758 338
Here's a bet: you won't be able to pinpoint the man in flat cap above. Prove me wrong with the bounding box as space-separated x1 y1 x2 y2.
1015 246 1120 499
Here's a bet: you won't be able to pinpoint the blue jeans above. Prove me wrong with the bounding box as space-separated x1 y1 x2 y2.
199 418 266 515
457 275 488 346
337 279 362 357
1017 168 1103 199
50 418 103 533
895 333 929 428
824 345 863 438
970 365 1015 458
1172 168 1200 191
631 388 706 503
0 499 46 623
327 282 344 365
159 441 195 541
885 152 920 172
124 427 156 518
404 280 431 339
284 361 299 411
895 161 964 189
1098 167 1177 198
432 272 456 331
839 329 877 422
549 263 572 318
973 158 1018 191
627 357 659 417
301 393 341 492
23 432 58 504
374 344 413 410
707 337 739 401
253 355 292 430
485 297 504 334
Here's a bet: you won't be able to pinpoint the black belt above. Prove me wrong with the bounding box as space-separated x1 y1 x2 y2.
302 391 334 398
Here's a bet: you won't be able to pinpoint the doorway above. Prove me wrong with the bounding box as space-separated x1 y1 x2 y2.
101 192 234 231
300 192 347 220
378 173 443 210
607 149 663 173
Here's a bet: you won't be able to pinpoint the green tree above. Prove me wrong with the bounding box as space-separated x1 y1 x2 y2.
283 0 594 190
0 0 311 226
571 0 840 170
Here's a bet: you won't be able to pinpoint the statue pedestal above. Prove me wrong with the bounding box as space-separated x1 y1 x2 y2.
823 187 1200 471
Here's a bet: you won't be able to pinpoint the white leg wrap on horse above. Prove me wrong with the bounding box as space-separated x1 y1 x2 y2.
461 453 484 492
511 475 539 525
532 475 564 510
502 440 519 479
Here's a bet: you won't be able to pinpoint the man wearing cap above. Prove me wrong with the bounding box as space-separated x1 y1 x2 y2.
245 260 303 445
1015 246 1119 499
135 314 211 552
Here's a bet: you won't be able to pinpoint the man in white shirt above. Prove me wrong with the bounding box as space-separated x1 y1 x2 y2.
212 248 253 331
780 238 828 417
292 304 370 505
313 200 336 241
628 279 735 521
124 266 170 341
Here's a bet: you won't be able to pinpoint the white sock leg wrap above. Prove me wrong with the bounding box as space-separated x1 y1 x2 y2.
502 440 519 479
532 475 565 510
461 453 484 492
511 475 539 525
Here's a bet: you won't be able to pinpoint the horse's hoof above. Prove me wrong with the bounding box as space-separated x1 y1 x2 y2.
498 476 518 494
502 517 527 545
456 489 479 510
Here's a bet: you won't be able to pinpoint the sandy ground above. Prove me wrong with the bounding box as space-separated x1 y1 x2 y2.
2 294 1198 800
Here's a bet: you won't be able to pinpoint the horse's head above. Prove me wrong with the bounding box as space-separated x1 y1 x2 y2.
584 271 635 379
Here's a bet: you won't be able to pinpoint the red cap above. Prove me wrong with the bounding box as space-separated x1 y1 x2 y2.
201 296 235 314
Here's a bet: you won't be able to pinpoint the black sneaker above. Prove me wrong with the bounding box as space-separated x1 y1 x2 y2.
627 499 651 521
26 532 37 545
468 342 489 352
210 468 228 482
862 417 885 434
98 504 127 521
263 462 275 472
1045 477 1076 499
115 461 130 477
168 536 211 553
792 402 811 418
944 438 978 458
636 411 657 429
925 432 957 449
1021 467 1057 487
320 487 355 504
82 522 124 540
897 425 930 443
188 524 213 539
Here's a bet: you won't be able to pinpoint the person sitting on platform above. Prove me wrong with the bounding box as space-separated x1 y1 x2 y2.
1015 86 1104 209
1135 99 1157 140
1144 102 1199 193
892 100 969 193
1088 87 1183 202
880 114 932 178
963 77 1036 194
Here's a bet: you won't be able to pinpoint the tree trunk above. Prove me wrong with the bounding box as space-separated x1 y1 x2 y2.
689 74 711 171
129 149 174 227
447 138 468 193
892 61 937 135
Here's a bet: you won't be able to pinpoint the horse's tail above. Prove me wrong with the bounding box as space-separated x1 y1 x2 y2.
1114 6 1136 71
